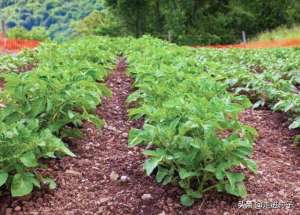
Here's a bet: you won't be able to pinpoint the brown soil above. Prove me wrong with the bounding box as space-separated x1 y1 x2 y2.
0 80 4 89
16 64 37 73
295 84 300 93
249 65 265 74
0 63 37 74
1 63 299 215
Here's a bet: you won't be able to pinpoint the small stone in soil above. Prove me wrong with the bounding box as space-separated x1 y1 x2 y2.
141 194 153 200
278 189 285 196
120 175 129 182
65 169 82 176
110 171 119 181
86 128 93 132
14 206 21 212
128 151 134 156
107 126 117 131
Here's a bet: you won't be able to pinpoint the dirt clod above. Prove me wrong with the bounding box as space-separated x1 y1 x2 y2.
110 171 120 181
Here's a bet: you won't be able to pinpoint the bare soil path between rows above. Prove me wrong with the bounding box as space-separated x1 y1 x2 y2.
1 61 300 215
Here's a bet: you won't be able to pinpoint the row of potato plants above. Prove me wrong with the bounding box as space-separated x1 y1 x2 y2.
0 37 118 197
123 37 300 205
1 35 299 204
123 36 258 206
0 50 38 73
196 48 300 142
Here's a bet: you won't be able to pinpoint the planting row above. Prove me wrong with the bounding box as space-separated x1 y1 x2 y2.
123 37 300 205
0 37 118 197
1 36 299 206
124 37 257 206
0 50 38 73
196 48 300 142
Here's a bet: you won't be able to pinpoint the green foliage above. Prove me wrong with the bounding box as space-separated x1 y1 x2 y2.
0 120 74 197
7 26 49 41
2 0 300 44
73 11 106 36
0 50 37 73
195 47 300 131
105 0 300 45
1 35 299 205
124 36 300 205
0 36 118 196
0 0 103 40
125 36 257 206
73 10 126 37
253 24 300 41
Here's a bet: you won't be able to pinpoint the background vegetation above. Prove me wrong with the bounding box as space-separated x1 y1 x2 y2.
0 0 103 41
103 0 300 44
1 0 300 45
252 24 300 41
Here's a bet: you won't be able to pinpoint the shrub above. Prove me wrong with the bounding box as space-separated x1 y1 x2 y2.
7 26 49 41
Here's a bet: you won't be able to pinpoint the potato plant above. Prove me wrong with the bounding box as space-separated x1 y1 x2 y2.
0 119 73 196
1 35 299 204
0 37 118 197
126 37 257 206
0 49 37 73
196 48 300 142
125 38 300 206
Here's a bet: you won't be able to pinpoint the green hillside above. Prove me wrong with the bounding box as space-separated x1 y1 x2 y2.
0 0 103 40
1 0 300 45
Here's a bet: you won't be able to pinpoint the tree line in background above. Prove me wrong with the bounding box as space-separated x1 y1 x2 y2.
1 0 300 45
100 0 300 44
